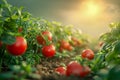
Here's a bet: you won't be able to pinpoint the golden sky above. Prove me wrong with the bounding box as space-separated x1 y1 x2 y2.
56 0 120 37
7 0 120 37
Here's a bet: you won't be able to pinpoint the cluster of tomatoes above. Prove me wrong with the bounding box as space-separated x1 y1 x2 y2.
58 37 82 52
1 29 80 58
55 49 94 77
71 37 81 47
59 40 73 52
55 61 91 77
36 31 56 58
0 30 56 57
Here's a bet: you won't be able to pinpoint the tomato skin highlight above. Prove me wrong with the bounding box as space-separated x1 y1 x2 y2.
42 44 56 58
36 31 52 45
55 67 66 75
66 61 83 76
81 49 94 60
6 36 27 56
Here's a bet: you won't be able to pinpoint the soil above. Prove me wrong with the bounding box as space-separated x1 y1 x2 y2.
34 56 93 80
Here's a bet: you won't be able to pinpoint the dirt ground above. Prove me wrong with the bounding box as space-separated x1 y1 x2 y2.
34 56 93 80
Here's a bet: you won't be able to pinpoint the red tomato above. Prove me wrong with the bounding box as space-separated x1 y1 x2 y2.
42 31 52 41
71 37 81 46
18 27 22 33
36 35 45 45
80 66 91 77
36 31 52 45
81 49 94 60
6 36 27 56
0 41 2 48
42 44 56 58
66 45 73 51
60 40 70 50
55 67 66 75
66 61 83 76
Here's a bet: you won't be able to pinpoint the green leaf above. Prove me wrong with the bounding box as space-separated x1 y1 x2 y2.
10 65 21 72
0 72 14 79
113 41 120 54
1 34 16 44
108 65 120 80
11 15 19 20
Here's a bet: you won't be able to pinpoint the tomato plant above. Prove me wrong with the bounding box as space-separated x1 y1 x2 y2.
0 62 40 80
1 0 120 80
6 36 27 56
42 44 56 58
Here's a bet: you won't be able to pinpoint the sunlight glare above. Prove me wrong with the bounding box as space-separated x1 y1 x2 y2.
81 0 102 17
87 2 99 15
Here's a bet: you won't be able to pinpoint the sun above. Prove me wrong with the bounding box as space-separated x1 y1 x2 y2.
81 0 102 17
87 2 99 15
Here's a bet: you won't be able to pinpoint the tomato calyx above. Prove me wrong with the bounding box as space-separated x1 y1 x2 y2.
59 40 73 52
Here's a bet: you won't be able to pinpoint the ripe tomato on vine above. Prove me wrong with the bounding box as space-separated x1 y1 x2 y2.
81 49 94 60
36 31 52 45
6 36 27 56
42 44 56 58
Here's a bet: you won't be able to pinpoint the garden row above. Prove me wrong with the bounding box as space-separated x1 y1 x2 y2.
0 0 120 80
